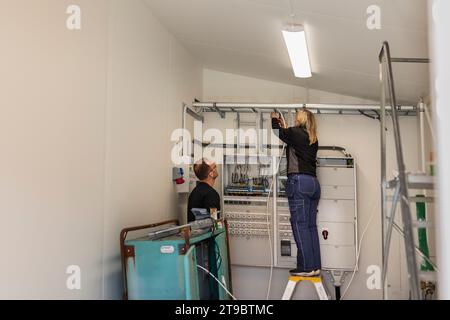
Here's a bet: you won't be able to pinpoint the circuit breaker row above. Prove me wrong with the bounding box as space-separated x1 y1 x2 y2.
228 229 271 237
225 212 271 221
228 221 270 229
224 199 271 239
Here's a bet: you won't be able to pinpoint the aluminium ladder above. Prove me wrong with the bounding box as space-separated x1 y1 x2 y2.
379 41 437 300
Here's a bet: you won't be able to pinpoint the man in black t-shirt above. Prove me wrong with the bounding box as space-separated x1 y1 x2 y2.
187 158 221 223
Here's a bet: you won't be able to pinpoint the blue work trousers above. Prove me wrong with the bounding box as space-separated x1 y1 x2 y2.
286 174 321 271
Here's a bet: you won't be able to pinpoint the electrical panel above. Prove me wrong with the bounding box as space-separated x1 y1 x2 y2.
222 155 275 267
222 152 358 272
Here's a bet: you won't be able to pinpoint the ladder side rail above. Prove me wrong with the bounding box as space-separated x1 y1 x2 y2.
380 41 421 300
382 182 401 289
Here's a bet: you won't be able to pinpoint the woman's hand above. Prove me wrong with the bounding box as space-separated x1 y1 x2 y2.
271 112 288 128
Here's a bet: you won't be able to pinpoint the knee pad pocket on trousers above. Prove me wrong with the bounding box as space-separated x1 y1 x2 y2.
289 199 306 223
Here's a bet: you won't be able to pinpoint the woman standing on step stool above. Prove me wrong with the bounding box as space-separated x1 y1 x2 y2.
271 108 321 277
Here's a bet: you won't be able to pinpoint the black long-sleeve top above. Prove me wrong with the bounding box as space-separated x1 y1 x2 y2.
187 182 221 222
272 118 318 177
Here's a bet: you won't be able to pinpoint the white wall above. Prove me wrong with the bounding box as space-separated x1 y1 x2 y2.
0 0 108 300
202 69 421 300
102 0 202 300
0 0 201 299
430 0 450 299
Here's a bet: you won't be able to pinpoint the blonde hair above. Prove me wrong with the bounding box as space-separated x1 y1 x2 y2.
295 108 318 145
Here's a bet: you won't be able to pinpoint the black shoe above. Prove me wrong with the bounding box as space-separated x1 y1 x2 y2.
289 269 316 277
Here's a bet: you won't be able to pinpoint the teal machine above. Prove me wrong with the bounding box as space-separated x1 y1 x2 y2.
120 219 232 300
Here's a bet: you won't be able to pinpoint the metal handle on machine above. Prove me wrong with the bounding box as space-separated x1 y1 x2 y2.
318 146 351 157
120 219 179 300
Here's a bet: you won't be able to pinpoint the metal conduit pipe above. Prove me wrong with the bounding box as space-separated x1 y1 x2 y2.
192 102 415 112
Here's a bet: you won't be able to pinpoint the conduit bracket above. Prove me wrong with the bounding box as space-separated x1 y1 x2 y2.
213 103 226 119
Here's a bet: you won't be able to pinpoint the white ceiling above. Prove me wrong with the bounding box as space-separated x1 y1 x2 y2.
145 0 430 104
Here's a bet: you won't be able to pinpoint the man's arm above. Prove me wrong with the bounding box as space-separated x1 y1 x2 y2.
187 194 195 222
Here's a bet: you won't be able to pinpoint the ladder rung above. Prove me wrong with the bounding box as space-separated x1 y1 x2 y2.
408 196 435 203
386 196 435 203
385 218 432 228
288 276 322 283
412 221 433 228
385 174 434 190
419 271 437 282
407 174 434 190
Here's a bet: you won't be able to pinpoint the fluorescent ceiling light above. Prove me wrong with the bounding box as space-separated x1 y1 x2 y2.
282 25 312 78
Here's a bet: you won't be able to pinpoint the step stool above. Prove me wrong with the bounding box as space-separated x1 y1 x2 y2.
282 276 329 300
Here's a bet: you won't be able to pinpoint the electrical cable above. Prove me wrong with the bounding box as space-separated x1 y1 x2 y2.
197 265 237 300
209 220 223 272
341 197 378 299
372 110 381 121
358 109 380 121
210 219 226 296
265 110 287 300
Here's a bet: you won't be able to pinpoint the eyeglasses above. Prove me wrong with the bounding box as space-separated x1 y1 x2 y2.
209 164 217 173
